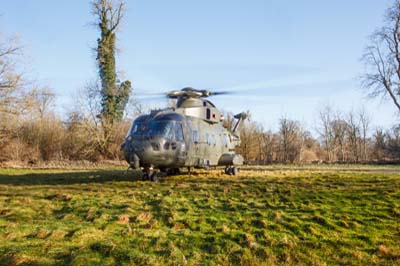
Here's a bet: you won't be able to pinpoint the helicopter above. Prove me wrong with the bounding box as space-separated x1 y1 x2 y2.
121 87 247 182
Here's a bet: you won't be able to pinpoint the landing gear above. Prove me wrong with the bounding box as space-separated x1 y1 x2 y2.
142 167 159 182
225 166 238 176
150 173 158 182
232 167 238 176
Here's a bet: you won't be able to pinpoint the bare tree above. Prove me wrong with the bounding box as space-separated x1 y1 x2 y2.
316 105 335 162
372 128 386 160
0 33 25 149
331 116 347 162
262 130 277 164
254 123 266 163
386 125 400 158
236 113 269 163
0 36 22 90
24 87 56 120
238 117 255 162
358 107 371 161
346 111 361 162
278 118 303 163
362 1 400 113
0 34 24 114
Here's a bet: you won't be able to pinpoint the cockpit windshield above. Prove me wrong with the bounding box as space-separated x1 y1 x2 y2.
130 119 184 141
146 121 174 138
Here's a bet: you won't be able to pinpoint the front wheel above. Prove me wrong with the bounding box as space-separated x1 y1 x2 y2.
142 167 158 182
150 172 159 182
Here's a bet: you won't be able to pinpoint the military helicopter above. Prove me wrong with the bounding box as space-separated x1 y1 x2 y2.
121 87 247 181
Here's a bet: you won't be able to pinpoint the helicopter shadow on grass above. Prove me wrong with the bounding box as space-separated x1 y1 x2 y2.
0 168 261 186
0 169 144 186
0 169 215 186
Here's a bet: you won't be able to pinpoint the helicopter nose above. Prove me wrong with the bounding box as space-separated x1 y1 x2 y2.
161 141 178 151
150 142 161 151
148 140 178 152
135 138 184 167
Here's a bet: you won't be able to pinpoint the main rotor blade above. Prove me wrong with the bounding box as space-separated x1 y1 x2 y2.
209 91 234 96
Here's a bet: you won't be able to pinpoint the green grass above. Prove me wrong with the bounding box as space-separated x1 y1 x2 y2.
0 167 399 265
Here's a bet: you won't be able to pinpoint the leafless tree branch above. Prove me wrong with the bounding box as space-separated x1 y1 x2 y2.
362 0 400 113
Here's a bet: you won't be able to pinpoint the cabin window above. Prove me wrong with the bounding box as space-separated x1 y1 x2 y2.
174 123 184 141
193 130 199 144
206 108 211 119
203 101 207 107
223 136 228 147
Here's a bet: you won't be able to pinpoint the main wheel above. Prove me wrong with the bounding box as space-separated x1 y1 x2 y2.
225 166 231 175
150 172 159 182
231 167 238 176
225 166 233 175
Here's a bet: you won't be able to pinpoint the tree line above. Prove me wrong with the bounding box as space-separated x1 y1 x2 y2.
235 109 400 165
1 0 400 165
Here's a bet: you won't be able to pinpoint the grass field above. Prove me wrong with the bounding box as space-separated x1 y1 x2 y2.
0 166 399 265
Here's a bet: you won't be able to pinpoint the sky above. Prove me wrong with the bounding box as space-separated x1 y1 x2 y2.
1 0 399 133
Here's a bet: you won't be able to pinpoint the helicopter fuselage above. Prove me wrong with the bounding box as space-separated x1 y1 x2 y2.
122 92 245 174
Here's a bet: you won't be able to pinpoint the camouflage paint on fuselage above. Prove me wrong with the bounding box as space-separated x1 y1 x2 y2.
122 92 244 170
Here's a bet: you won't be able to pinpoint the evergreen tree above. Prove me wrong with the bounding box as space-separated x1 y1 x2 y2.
93 0 131 124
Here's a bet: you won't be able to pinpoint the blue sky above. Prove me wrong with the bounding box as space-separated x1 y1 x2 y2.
1 0 398 132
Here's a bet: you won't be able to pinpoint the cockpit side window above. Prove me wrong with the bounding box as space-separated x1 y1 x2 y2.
193 130 199 144
222 135 228 147
130 121 146 137
131 124 138 134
